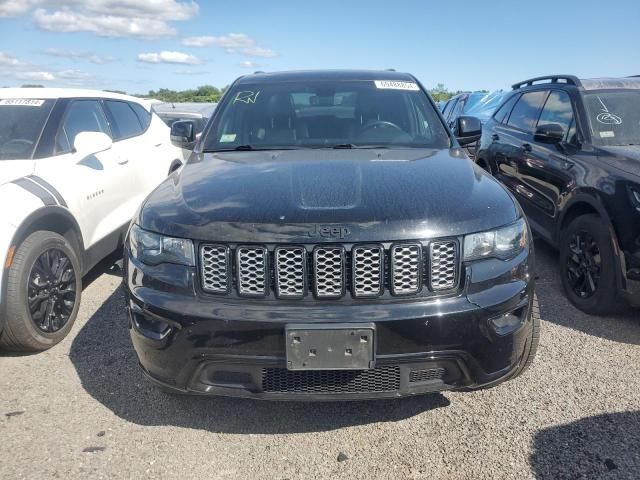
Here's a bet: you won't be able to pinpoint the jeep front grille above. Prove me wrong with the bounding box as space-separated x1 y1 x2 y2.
200 245 230 293
390 244 422 295
352 246 383 297
236 246 268 296
430 241 458 291
275 247 306 298
314 247 345 298
199 240 460 299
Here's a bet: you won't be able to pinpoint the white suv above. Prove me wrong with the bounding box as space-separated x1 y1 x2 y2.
0 88 183 351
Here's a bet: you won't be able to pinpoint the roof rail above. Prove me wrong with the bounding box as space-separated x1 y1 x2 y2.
512 75 582 90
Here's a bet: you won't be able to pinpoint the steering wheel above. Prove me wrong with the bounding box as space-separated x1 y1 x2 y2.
358 120 404 137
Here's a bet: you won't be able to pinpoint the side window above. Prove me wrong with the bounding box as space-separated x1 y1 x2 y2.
450 97 464 120
536 90 574 138
506 90 548 133
493 95 519 124
56 100 110 154
104 100 143 140
442 98 457 120
130 103 152 130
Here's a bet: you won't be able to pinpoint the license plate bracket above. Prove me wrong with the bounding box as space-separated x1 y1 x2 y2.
285 323 375 371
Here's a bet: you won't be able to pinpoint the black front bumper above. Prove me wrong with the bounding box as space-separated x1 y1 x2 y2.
125 248 534 401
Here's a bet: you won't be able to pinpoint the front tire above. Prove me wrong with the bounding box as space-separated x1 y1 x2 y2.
0 231 82 352
559 214 618 315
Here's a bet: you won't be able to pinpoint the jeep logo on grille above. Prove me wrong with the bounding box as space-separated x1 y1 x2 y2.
309 225 351 239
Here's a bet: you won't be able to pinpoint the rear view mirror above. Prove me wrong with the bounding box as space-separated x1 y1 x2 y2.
455 116 482 146
171 120 196 149
534 123 564 144
73 131 112 158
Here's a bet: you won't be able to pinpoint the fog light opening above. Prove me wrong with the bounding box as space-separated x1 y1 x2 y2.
489 307 526 336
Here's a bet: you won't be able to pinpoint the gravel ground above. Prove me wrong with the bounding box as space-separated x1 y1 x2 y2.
1 240 639 479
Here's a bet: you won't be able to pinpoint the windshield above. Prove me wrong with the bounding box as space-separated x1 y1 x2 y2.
0 99 54 160
203 80 450 151
584 91 640 146
466 91 506 122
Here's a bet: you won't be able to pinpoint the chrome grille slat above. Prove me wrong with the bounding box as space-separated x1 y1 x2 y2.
352 246 383 297
236 247 268 296
430 241 458 291
314 247 344 298
200 245 230 293
390 244 422 295
275 247 306 298
199 241 459 299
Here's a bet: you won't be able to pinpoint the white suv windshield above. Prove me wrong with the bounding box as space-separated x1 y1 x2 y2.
584 91 640 146
0 99 54 160
203 80 450 151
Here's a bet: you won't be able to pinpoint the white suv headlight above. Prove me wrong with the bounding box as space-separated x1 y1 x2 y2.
129 224 195 266
463 218 528 261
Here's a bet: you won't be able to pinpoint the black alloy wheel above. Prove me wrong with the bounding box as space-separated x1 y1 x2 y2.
565 231 601 299
28 248 77 333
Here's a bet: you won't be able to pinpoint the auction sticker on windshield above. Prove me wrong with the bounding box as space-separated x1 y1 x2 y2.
0 99 45 106
374 80 420 91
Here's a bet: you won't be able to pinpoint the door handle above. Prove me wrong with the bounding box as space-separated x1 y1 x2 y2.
118 158 129 165
522 143 532 153
492 134 499 142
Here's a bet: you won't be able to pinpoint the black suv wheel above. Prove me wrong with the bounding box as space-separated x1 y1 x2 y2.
0 231 81 352
560 215 618 315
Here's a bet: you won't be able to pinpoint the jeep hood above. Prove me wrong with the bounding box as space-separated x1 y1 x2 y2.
139 148 520 243
597 145 640 177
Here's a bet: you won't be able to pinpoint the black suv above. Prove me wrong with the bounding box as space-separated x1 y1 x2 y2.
477 75 640 314
124 70 538 400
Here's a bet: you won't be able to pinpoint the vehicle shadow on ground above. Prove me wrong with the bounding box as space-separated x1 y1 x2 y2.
69 284 450 434
530 411 640 478
534 239 640 346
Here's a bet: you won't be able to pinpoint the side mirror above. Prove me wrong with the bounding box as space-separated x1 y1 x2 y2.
171 120 196 149
455 116 482 146
73 131 112 158
534 123 564 144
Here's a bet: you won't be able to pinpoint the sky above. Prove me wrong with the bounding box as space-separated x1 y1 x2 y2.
1 0 639 94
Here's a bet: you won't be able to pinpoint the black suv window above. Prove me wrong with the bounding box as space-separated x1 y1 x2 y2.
57 100 110 154
104 100 143 140
537 90 574 140
130 103 152 130
507 91 548 132
493 95 518 124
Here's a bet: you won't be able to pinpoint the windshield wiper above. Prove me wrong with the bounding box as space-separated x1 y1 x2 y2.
332 143 357 149
204 145 300 153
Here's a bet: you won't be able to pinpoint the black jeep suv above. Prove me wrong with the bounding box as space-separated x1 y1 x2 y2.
477 75 640 315
124 70 538 400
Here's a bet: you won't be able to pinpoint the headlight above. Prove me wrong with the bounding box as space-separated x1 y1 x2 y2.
463 218 528 261
129 224 195 266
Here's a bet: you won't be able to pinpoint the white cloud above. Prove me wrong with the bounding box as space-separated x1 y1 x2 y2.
0 51 23 66
34 9 178 38
29 1 198 38
239 61 262 69
57 69 93 81
182 33 253 48
42 48 113 64
137 50 201 65
242 47 276 58
0 0 43 17
15 71 56 81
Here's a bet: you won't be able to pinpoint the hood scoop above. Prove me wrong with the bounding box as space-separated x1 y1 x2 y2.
294 164 362 210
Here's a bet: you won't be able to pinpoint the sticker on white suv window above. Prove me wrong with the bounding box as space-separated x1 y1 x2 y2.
374 80 419 91
0 99 45 106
